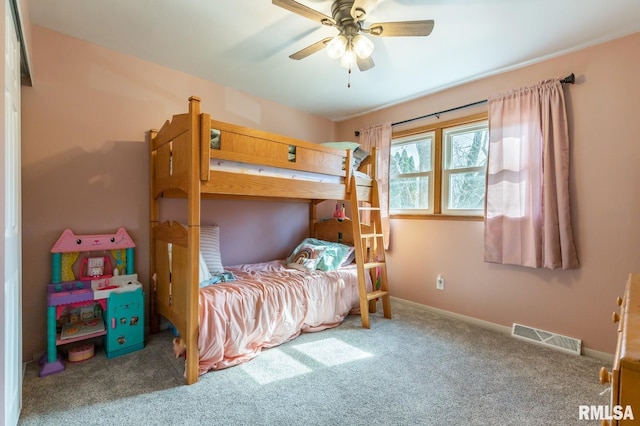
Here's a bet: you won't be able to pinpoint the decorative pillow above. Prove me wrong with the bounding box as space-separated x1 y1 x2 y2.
201 225 224 274
286 242 326 272
314 240 354 272
287 238 354 272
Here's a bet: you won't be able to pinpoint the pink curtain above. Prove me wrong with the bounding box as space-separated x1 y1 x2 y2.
358 123 392 250
484 79 579 269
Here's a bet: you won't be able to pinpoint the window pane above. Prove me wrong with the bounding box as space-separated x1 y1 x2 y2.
445 124 488 170
390 138 432 175
390 176 430 209
448 171 485 210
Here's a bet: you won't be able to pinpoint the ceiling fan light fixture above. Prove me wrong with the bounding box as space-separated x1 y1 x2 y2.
326 35 347 59
340 47 356 69
352 34 374 59
274 0 436 77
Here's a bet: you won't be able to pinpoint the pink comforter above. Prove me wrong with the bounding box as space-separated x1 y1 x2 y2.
197 260 366 374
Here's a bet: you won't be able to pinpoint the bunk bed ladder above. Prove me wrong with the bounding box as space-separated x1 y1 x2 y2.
349 177 392 329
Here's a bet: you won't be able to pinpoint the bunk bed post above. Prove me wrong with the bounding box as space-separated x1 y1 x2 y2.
310 200 315 238
310 199 320 238
345 149 353 194
183 96 202 385
149 129 159 334
370 146 379 180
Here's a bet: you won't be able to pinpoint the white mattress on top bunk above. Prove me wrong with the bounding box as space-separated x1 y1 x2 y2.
209 158 368 183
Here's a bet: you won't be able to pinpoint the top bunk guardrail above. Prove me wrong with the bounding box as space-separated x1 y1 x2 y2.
150 96 373 201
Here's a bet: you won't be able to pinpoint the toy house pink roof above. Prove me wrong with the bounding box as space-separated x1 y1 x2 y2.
51 228 135 253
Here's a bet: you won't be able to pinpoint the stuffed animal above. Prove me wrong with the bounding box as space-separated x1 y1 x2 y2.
172 337 186 359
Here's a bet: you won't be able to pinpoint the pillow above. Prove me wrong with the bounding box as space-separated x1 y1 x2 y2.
168 243 212 284
321 142 370 170
287 238 354 272
352 146 370 169
210 129 221 150
314 240 354 272
198 251 212 283
340 248 356 267
201 225 224 274
286 242 326 272
321 141 361 151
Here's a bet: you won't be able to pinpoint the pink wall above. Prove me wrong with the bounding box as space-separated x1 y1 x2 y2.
21 25 337 360
337 32 640 354
21 22 640 360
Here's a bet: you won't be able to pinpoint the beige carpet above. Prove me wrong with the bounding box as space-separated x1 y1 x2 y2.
19 300 609 425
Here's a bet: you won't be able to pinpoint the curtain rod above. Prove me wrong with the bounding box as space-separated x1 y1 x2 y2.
355 73 575 137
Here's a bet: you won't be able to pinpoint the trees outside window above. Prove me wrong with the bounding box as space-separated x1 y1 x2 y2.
390 113 488 218
390 133 434 213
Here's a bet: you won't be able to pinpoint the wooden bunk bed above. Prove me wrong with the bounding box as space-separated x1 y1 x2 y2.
149 96 391 384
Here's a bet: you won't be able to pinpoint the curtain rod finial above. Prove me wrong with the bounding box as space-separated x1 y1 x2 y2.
561 73 575 84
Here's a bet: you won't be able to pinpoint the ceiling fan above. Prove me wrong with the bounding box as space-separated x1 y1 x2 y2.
272 0 435 72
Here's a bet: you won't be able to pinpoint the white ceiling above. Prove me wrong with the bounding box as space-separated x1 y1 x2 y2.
28 0 640 121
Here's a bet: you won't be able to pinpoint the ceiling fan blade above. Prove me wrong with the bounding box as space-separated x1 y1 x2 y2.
350 0 377 21
357 55 375 72
272 0 335 26
367 20 435 37
289 37 332 60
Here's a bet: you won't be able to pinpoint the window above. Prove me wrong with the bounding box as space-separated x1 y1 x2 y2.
390 132 435 214
390 113 488 218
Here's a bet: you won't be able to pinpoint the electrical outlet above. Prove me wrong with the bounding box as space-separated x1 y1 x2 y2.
436 274 445 290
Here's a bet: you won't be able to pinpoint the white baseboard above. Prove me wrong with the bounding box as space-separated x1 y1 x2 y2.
391 296 614 363
581 346 613 363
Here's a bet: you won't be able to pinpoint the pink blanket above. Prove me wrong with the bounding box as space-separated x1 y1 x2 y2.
197 260 366 374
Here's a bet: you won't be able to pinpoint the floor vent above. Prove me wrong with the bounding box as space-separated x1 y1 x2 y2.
511 323 582 355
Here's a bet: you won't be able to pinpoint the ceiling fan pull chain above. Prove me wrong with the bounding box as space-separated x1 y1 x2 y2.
348 67 351 88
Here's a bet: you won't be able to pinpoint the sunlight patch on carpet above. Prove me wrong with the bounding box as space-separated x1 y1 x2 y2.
240 349 311 384
292 338 372 366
